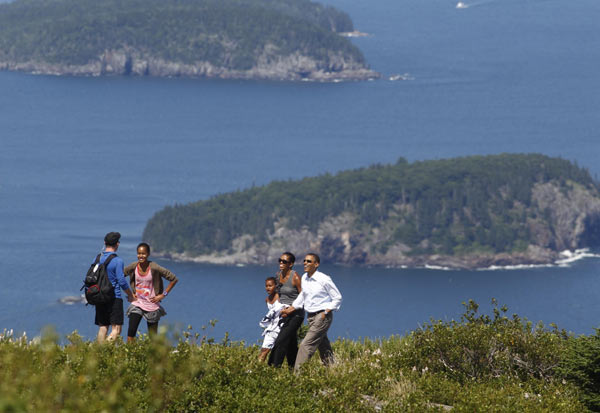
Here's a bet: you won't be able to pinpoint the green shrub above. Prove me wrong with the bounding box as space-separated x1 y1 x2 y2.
558 329 600 411
396 299 568 382
0 312 590 412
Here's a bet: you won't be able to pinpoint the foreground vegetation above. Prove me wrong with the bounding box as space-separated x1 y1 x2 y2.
1 302 599 412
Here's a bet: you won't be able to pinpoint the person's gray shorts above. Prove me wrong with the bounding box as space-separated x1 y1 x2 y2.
126 304 166 324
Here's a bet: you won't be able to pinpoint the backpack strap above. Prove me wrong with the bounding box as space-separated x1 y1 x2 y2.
103 253 117 267
81 253 117 292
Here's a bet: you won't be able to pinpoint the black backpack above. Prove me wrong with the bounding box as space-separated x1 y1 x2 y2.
82 253 116 305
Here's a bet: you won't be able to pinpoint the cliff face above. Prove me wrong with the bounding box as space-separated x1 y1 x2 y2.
160 181 600 269
0 47 378 81
530 182 600 251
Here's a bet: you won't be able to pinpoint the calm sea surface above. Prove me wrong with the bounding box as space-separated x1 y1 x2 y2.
0 0 599 343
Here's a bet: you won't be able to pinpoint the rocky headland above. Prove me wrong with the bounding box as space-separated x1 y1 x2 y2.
0 49 378 82
0 0 378 82
144 154 600 270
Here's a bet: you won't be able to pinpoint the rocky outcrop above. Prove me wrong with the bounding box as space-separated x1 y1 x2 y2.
530 181 600 250
158 181 600 269
160 220 564 269
0 47 379 82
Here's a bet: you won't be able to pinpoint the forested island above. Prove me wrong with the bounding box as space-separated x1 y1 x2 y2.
0 0 378 81
143 154 600 269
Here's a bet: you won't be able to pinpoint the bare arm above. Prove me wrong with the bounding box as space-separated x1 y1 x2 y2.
292 271 302 293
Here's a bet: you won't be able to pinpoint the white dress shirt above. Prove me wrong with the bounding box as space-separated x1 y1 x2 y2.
291 270 342 313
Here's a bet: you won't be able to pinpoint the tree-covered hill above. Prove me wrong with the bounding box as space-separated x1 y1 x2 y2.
0 0 377 81
143 154 600 268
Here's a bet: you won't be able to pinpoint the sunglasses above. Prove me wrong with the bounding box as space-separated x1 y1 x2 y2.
278 258 291 265
303 259 313 263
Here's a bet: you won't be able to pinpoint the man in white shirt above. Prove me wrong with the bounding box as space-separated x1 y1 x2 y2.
281 253 342 372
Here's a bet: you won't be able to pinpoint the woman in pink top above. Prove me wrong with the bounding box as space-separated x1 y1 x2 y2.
124 242 178 342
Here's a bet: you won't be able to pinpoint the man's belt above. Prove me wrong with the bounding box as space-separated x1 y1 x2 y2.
307 310 326 317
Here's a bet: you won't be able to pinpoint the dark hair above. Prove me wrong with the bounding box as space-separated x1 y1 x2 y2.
306 253 320 264
104 231 121 247
137 242 151 255
282 251 295 263
265 276 277 284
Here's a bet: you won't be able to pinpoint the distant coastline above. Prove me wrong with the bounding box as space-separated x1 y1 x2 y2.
0 0 379 82
0 56 379 82
154 248 600 271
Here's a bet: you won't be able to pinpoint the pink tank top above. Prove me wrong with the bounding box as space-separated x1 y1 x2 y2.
132 265 159 312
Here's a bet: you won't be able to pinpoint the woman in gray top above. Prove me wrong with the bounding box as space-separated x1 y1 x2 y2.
267 251 304 367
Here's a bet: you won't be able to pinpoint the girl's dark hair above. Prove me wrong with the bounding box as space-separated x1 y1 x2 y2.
282 251 295 263
137 242 151 255
265 276 277 284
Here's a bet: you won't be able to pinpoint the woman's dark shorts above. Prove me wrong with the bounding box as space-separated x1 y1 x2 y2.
95 298 124 326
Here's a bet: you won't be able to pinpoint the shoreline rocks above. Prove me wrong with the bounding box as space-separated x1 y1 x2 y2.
154 247 593 271
0 48 380 82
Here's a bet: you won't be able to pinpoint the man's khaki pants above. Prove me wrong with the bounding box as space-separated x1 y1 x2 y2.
294 311 334 372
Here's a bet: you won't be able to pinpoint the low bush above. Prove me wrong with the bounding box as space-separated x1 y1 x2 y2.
397 299 568 382
0 302 595 412
557 329 600 411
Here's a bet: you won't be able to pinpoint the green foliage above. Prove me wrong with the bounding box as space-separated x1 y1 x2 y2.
143 153 599 256
0 0 363 69
557 329 600 411
0 306 594 412
397 299 569 382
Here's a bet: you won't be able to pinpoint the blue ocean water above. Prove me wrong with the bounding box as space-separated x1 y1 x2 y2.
0 0 599 343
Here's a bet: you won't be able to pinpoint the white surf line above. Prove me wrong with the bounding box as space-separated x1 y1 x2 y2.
456 0 499 9
477 249 600 271
555 249 600 266
424 264 453 271
469 0 499 7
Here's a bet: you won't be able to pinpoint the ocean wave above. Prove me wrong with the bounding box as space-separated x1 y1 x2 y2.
555 249 600 266
478 249 600 271
424 264 452 271
480 263 555 271
58 294 86 305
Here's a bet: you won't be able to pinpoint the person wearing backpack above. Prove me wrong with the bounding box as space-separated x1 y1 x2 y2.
93 232 135 343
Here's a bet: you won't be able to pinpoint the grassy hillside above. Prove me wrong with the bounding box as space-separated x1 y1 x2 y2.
0 302 598 411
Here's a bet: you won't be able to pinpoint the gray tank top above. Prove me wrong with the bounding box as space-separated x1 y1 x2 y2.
278 271 299 305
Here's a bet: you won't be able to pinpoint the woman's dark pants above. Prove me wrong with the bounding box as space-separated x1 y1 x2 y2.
268 309 305 367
